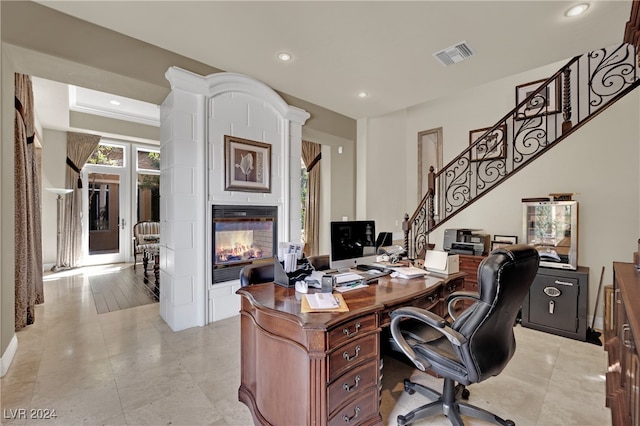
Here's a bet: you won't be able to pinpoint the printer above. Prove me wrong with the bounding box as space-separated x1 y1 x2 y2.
450 242 485 256
444 228 490 256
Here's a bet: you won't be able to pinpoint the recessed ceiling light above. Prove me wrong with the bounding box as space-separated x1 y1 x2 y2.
278 52 292 61
566 3 589 17
357 91 369 98
109 100 121 106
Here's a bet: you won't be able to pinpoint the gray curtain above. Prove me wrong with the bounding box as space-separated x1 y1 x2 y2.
15 73 43 330
302 140 321 257
60 132 101 268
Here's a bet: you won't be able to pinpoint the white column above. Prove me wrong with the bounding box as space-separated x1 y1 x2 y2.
159 74 207 331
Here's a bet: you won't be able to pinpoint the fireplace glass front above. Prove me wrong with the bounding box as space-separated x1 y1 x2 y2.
212 205 277 283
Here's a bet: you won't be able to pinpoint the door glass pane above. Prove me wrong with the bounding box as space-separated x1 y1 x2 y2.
137 149 160 171
87 144 125 167
137 174 160 222
88 173 120 254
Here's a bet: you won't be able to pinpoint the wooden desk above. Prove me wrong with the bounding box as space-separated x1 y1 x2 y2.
237 272 464 425
605 262 640 425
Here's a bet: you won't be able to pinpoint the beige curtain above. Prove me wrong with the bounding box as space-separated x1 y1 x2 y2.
15 73 43 330
302 140 321 257
60 132 101 268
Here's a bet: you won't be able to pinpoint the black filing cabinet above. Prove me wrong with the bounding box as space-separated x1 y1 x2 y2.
521 266 589 341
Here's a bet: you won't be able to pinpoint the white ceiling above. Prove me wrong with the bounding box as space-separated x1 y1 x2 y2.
33 0 632 121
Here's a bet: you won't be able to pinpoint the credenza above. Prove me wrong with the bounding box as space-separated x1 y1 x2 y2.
458 254 486 292
605 262 640 426
236 272 464 425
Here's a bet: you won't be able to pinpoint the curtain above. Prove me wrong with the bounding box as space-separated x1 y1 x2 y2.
302 140 321 257
15 73 43 330
59 132 101 268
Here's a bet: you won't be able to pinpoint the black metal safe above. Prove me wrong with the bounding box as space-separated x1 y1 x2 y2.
521 266 589 341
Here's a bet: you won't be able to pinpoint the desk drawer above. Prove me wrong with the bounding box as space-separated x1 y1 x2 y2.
329 314 377 349
379 290 440 328
328 385 379 426
327 358 379 415
328 333 378 382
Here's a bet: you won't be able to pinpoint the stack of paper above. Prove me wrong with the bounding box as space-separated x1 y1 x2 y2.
390 266 429 279
305 293 340 309
334 272 365 285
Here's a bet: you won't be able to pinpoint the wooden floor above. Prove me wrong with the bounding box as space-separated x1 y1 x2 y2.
89 264 159 314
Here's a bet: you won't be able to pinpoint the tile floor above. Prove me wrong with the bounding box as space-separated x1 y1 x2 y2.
1 264 611 425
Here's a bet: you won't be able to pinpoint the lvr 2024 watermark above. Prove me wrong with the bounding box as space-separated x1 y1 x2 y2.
3 408 57 420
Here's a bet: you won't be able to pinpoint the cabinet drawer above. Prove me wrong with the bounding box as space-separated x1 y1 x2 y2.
328 333 378 382
328 385 379 426
329 314 377 349
327 358 379 415
458 255 485 291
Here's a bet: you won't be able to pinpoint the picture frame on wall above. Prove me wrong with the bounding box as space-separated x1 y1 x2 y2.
224 135 272 193
469 125 507 162
515 77 561 119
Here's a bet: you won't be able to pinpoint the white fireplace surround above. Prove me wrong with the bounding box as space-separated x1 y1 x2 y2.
160 67 309 331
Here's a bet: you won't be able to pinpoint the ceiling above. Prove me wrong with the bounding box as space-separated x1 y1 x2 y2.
33 1 632 122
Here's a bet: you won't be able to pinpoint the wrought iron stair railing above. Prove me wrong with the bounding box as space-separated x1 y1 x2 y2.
403 42 640 259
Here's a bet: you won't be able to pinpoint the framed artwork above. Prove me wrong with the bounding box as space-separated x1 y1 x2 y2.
515 77 561 119
224 135 271 193
469 125 506 162
491 235 518 251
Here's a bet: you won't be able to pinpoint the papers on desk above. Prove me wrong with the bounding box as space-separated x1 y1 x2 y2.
389 266 429 279
334 283 369 293
301 293 349 313
333 272 365 285
305 293 339 309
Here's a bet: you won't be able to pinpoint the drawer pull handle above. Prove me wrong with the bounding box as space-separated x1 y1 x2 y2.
554 280 573 286
343 323 361 337
343 345 361 362
342 406 360 423
622 324 634 349
343 375 360 393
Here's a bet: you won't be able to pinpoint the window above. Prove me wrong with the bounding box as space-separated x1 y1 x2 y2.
136 148 160 222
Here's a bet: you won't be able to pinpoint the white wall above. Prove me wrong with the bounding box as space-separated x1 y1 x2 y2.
361 60 640 327
40 129 67 266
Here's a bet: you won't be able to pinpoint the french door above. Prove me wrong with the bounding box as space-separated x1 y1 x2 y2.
82 166 129 265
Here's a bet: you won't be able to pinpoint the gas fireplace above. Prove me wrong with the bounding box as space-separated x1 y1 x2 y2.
212 205 277 283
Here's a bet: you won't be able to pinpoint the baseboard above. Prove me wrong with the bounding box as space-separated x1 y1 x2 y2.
1 334 18 377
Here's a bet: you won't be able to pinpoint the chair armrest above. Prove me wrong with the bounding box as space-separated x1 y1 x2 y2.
446 291 480 321
390 306 467 371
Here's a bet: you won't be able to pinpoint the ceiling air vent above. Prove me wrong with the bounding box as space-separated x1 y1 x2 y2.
433 41 475 66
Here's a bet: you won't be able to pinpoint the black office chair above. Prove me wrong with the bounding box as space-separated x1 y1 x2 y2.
239 262 275 287
389 244 539 426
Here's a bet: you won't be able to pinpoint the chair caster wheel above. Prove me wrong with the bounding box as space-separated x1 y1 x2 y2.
505 420 515 426
397 414 412 425
461 388 470 399
403 379 415 394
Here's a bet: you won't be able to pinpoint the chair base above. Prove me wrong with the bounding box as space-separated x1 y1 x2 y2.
397 378 514 426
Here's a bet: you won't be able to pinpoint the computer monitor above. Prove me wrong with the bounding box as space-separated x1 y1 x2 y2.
330 220 377 271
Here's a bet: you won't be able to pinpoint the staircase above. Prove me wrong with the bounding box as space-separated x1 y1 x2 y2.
403 41 640 259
